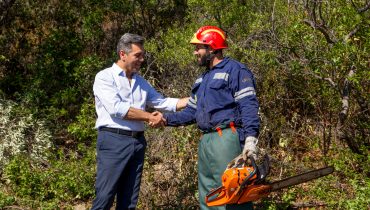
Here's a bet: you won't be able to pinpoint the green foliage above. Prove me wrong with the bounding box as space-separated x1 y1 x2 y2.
3 146 96 207
67 101 97 143
0 192 15 208
145 25 199 96
0 0 369 208
345 178 370 209
82 9 105 41
73 55 105 96
307 147 370 209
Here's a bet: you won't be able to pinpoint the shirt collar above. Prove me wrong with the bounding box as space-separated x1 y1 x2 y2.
211 57 230 70
112 63 137 78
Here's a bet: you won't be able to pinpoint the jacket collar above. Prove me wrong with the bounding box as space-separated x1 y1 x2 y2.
211 57 230 70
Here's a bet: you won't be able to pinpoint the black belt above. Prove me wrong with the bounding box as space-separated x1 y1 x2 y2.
99 127 144 138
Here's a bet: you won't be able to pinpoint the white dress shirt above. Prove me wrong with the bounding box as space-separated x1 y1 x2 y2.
93 63 179 131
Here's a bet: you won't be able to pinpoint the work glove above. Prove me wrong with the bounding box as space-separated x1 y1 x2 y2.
227 136 259 168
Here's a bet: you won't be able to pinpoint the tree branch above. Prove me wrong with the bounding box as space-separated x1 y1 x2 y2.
303 19 337 44
303 0 338 44
309 71 337 88
344 24 361 41
291 202 327 208
351 0 370 13
318 0 327 26
339 67 355 122
312 0 317 22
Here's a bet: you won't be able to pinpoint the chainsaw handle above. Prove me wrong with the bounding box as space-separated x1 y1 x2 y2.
249 155 258 170
250 155 260 182
239 156 258 189
205 186 225 203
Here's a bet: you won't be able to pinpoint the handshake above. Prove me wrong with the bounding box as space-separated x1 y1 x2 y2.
148 111 166 128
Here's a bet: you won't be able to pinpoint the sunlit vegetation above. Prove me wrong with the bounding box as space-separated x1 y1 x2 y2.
0 0 368 209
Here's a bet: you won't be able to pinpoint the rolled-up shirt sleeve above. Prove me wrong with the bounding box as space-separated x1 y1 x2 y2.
164 88 197 126
93 71 130 118
146 83 179 112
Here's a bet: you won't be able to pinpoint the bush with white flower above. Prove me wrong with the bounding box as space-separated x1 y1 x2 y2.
0 99 52 171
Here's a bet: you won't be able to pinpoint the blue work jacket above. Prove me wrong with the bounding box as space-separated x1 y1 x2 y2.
164 57 260 142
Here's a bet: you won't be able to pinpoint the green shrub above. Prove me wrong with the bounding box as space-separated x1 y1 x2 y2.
3 146 96 207
0 191 15 208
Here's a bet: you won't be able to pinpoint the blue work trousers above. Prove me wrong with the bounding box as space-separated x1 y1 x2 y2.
91 131 146 210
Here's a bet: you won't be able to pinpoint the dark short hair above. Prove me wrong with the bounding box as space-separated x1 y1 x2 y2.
116 33 144 56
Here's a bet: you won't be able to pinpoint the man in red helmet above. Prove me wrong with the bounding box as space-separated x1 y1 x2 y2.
163 26 259 209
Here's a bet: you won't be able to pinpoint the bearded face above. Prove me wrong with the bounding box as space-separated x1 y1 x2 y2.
194 44 211 67
198 53 209 67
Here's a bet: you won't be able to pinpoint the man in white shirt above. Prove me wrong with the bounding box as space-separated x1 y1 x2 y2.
91 33 188 210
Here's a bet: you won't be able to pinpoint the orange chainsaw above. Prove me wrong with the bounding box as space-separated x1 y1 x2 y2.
205 155 334 206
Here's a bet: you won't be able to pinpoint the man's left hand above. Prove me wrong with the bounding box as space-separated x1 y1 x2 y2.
227 136 259 168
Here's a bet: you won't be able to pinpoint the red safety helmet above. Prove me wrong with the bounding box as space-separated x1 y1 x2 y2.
190 26 228 50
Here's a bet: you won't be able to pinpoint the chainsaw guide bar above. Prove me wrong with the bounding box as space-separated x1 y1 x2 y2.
270 166 334 191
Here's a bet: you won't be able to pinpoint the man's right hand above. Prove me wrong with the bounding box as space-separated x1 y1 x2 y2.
148 111 166 127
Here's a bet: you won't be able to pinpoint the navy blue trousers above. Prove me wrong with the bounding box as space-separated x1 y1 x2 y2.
91 130 146 210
